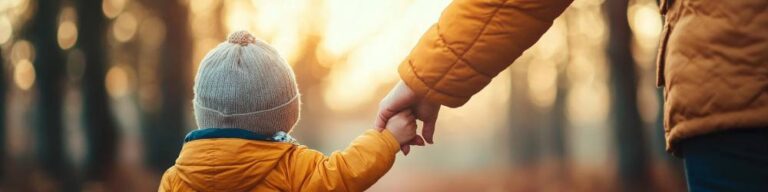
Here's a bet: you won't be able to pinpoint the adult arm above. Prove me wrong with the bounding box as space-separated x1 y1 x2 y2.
399 0 573 107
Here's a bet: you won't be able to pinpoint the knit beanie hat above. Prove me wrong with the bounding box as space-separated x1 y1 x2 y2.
193 31 300 136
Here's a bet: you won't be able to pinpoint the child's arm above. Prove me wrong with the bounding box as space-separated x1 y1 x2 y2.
288 129 400 191
287 111 418 191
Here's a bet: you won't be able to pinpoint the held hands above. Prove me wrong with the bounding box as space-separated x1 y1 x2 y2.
382 110 424 147
376 81 441 155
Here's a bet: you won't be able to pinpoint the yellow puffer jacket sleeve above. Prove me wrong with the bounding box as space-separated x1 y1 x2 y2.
287 129 401 192
399 0 572 107
158 168 178 192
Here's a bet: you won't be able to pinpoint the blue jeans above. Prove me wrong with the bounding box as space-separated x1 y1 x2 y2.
681 128 768 192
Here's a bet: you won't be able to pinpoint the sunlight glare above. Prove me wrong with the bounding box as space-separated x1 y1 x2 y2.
320 0 450 111
629 4 662 50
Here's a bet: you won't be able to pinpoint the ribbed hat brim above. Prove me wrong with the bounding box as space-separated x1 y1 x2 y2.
193 95 300 135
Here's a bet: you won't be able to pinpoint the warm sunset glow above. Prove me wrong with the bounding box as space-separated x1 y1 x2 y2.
212 0 450 111
220 0 312 65
0 0 685 190
223 0 251 34
185 0 632 178
318 0 449 111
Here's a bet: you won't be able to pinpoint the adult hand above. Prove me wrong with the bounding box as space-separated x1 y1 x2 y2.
376 81 441 155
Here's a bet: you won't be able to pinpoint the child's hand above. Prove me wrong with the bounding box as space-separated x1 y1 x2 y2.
385 110 419 145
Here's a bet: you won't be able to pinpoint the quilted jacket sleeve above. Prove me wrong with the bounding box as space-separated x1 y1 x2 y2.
399 0 572 107
288 129 401 192
157 168 178 192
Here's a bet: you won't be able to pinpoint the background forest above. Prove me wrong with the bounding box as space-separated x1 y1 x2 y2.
0 0 685 191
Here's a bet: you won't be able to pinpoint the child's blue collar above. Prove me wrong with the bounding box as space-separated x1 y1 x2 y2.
184 128 297 144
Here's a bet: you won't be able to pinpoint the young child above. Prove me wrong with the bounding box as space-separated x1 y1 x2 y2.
159 31 419 191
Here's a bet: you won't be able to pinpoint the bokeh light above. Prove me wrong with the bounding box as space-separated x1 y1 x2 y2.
105 65 131 98
102 0 127 19
10 40 34 65
57 21 78 50
57 7 78 50
527 61 558 109
629 4 662 50
138 16 165 49
13 59 35 90
112 12 138 42
0 16 12 45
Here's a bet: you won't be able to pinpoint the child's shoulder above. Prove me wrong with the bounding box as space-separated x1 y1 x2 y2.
159 166 185 191
282 144 326 161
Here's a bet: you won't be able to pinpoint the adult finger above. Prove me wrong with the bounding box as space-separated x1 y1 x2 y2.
417 103 440 144
376 106 400 129
422 119 436 144
375 81 418 129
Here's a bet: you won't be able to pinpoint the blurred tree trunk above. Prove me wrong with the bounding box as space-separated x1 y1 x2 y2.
508 65 540 167
606 0 650 191
551 75 568 171
142 1 191 173
76 0 119 181
0 48 5 180
29 0 78 190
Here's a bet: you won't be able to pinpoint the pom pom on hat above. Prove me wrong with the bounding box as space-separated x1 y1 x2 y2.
227 30 256 46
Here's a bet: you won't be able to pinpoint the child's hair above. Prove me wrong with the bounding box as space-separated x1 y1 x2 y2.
192 31 300 135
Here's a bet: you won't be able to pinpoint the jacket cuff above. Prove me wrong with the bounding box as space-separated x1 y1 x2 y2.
399 60 469 108
371 129 401 155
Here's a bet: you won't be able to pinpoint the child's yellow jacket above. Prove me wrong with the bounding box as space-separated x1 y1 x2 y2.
159 129 400 192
